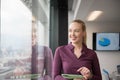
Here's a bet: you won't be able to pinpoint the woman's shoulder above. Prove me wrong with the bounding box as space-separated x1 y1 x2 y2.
56 45 68 49
56 45 68 51
38 45 51 51
86 48 97 56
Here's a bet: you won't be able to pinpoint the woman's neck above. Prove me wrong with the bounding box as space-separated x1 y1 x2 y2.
72 42 82 49
72 42 83 58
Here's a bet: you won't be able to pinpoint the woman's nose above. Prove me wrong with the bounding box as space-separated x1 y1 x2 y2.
71 31 75 36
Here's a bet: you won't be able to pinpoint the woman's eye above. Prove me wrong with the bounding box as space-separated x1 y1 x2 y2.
75 30 79 32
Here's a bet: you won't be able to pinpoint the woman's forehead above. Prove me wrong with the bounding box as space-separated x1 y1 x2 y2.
69 22 82 29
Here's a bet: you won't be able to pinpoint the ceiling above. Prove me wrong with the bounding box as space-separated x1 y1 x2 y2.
21 0 49 23
21 0 120 23
70 0 120 22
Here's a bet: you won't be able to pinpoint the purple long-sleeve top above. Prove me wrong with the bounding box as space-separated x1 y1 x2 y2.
32 45 53 80
53 43 102 80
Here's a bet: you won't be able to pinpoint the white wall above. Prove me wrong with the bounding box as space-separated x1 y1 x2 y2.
86 22 120 78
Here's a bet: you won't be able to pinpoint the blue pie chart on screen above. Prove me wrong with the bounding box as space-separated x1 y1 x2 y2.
98 38 110 46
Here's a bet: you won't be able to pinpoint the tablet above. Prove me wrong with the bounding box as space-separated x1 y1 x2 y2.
62 74 84 79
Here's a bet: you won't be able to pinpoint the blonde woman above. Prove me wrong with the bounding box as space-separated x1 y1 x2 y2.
53 19 102 80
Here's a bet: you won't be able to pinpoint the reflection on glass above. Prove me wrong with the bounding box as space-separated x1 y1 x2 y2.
31 16 53 80
1 0 52 80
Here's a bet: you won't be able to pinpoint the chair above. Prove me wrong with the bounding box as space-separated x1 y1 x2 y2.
102 69 110 80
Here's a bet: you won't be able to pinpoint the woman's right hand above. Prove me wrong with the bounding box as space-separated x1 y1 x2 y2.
77 67 92 80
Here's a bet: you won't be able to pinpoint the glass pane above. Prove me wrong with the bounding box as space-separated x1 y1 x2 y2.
1 0 32 79
1 0 52 80
0 0 53 80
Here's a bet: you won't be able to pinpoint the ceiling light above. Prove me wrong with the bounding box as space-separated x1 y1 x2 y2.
87 11 103 21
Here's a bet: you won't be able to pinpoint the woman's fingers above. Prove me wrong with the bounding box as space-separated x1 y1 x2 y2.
77 67 83 72
77 67 90 75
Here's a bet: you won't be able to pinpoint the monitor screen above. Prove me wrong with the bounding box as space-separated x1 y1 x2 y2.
93 33 120 51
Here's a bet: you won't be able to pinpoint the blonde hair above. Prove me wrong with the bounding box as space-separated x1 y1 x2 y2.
72 19 87 45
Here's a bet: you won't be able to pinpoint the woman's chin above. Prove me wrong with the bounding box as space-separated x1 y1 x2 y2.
71 41 77 44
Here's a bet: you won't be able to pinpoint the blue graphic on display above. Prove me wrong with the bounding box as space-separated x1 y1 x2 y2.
98 38 110 46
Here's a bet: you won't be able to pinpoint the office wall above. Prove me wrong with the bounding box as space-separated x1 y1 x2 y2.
86 22 120 76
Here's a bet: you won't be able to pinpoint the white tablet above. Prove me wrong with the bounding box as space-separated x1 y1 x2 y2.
62 74 84 79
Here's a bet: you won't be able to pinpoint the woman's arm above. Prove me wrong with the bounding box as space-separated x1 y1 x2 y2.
91 52 102 80
53 47 68 80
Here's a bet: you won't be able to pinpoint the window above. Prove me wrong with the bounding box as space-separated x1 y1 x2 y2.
1 0 50 79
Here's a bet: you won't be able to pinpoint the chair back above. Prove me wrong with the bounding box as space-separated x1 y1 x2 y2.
102 69 110 80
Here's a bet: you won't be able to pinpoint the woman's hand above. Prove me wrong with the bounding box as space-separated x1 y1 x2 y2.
77 67 93 80
73 78 86 80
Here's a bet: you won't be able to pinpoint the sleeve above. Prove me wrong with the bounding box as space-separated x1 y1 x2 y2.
53 47 68 80
44 47 53 80
91 52 102 80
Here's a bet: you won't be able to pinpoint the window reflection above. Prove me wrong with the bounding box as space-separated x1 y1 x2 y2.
31 0 53 80
1 0 52 80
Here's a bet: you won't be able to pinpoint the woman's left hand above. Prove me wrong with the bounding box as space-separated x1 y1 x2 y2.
77 67 93 80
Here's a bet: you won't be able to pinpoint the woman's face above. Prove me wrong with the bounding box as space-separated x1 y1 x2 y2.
68 22 84 44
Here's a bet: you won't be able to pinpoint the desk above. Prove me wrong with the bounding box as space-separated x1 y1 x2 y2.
112 71 120 80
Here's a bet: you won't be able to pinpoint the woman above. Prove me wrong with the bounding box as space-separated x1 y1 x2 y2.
31 22 53 80
53 19 102 80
